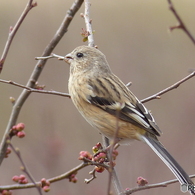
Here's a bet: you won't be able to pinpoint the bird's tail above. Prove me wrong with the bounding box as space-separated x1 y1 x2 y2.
142 135 194 194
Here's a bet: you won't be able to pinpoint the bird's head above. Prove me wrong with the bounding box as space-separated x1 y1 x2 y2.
64 45 111 75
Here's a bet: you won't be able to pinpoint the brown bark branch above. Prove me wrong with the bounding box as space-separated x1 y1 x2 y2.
84 0 95 47
0 79 70 98
124 174 195 194
0 162 88 191
167 0 195 45
8 142 42 195
141 71 195 103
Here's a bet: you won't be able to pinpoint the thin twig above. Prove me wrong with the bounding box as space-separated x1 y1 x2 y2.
0 0 84 166
0 162 88 190
112 167 124 195
167 0 195 45
82 157 110 169
141 71 195 103
0 0 37 73
107 109 121 195
102 136 124 195
84 0 94 47
124 174 195 194
8 142 42 195
0 79 70 98
84 168 97 184
35 53 64 60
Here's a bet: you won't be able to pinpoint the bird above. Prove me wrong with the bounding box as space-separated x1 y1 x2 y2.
64 45 194 194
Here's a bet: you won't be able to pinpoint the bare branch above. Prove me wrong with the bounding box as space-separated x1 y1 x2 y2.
84 0 95 47
0 0 84 166
84 168 97 184
0 0 37 73
35 53 64 60
82 157 110 169
102 136 124 195
8 142 42 195
167 0 195 45
107 111 121 195
141 71 195 103
0 162 88 191
0 79 70 98
124 174 195 194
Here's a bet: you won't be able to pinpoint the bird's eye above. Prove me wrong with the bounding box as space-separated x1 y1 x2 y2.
76 52 84 58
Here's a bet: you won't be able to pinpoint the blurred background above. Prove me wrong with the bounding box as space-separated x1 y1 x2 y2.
0 0 195 194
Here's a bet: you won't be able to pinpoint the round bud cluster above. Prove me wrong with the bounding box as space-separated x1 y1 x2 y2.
12 175 28 184
69 174 78 183
5 148 11 158
1 190 12 195
93 152 106 164
137 176 148 186
78 151 92 160
92 143 119 174
41 178 50 192
93 151 118 163
11 123 25 138
92 142 103 154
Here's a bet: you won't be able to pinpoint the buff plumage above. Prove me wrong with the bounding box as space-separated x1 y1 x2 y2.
64 45 194 194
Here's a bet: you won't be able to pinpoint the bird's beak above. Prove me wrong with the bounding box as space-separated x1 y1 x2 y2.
64 53 73 64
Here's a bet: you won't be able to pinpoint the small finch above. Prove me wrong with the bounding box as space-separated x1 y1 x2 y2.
64 45 194 194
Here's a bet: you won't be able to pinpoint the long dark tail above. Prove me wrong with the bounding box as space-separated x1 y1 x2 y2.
142 135 194 194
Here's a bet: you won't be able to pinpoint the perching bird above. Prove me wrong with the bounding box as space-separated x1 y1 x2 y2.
64 45 194 194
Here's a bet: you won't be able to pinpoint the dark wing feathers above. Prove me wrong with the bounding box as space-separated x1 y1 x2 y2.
86 76 161 137
88 95 140 125
89 96 115 106
88 95 161 136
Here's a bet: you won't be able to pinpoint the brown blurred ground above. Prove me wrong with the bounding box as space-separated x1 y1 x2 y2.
0 0 195 194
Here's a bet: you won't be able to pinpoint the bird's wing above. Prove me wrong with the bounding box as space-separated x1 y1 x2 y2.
85 75 162 136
